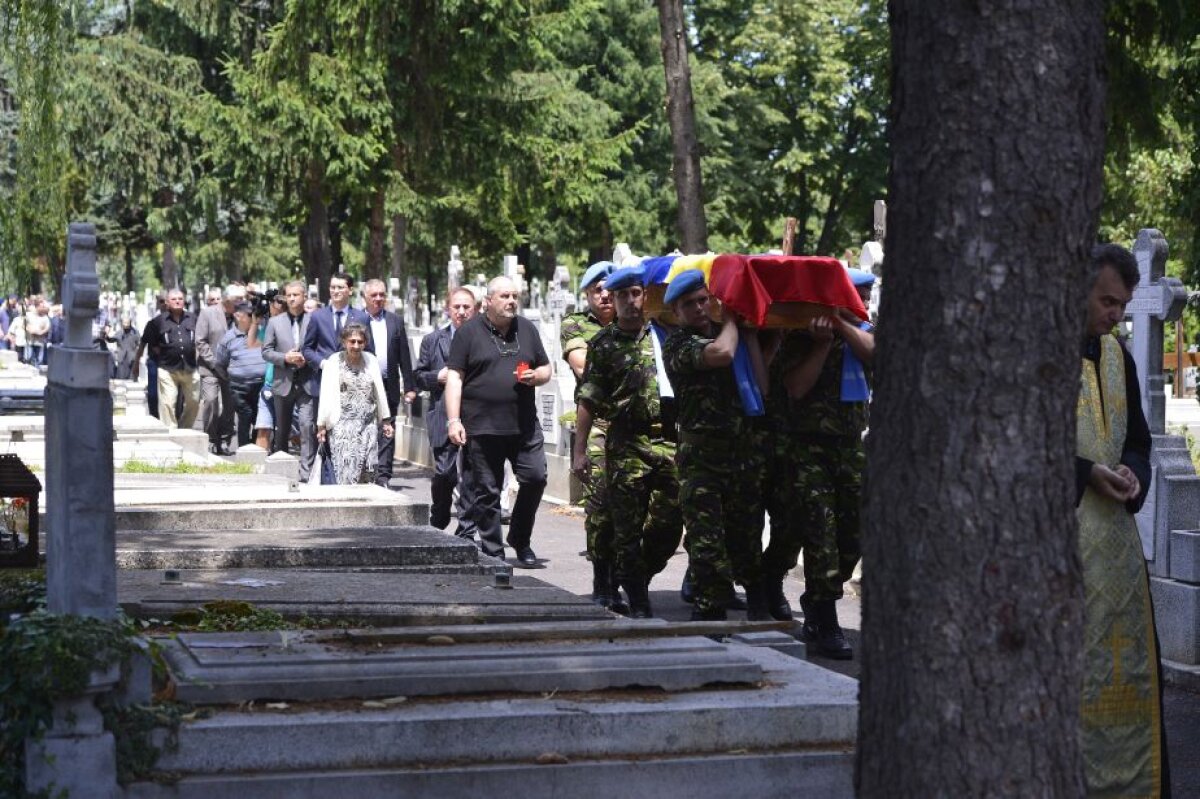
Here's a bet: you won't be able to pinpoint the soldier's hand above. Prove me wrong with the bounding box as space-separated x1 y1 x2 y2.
571 452 592 483
810 316 835 342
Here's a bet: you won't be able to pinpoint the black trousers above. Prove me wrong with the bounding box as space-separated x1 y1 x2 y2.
463 432 546 558
230 381 262 447
430 440 478 538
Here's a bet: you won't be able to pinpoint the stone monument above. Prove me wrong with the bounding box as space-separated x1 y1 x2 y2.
27 222 122 798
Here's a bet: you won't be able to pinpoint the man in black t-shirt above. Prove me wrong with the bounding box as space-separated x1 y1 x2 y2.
445 276 551 565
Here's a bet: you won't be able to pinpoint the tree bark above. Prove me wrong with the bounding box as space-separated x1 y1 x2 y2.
298 163 333 302
656 0 708 254
857 3 1106 796
124 246 135 295
390 214 407 280
161 242 179 291
365 187 387 281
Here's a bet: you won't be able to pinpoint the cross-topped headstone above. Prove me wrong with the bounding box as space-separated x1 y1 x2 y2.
1128 228 1187 434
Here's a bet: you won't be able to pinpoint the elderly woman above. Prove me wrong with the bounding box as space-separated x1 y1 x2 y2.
316 323 393 484
215 301 267 447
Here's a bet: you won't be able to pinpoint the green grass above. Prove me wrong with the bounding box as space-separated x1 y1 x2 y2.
119 460 254 475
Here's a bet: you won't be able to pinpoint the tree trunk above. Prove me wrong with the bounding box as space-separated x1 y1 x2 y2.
365 187 387 281
124 246 135 295
656 0 708 254
161 242 179 291
857 4 1106 796
390 214 407 280
329 194 346 275
298 163 333 302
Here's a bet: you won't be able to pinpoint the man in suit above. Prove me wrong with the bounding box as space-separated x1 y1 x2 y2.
301 272 372 476
262 280 315 479
416 287 479 537
363 279 417 488
195 285 244 454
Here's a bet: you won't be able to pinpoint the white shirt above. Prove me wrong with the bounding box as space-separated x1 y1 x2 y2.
369 313 388 378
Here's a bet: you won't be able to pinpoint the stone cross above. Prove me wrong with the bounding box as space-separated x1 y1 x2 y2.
1128 228 1187 434
31 222 122 798
447 245 464 292
47 222 115 618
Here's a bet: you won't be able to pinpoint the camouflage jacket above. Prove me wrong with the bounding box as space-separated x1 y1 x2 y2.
663 323 743 435
560 310 606 363
577 323 670 445
772 330 869 438
561 308 608 432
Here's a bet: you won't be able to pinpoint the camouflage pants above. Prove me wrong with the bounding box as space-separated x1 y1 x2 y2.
761 434 863 601
677 438 764 614
607 438 683 588
583 428 615 562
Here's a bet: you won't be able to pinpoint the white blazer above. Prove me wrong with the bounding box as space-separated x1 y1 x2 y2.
316 351 390 429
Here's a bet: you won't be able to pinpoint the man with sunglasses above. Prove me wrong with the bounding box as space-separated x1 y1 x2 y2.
444 276 551 566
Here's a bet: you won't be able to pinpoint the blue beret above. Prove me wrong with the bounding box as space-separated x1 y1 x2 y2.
580 261 615 290
664 269 707 304
846 268 876 287
604 265 645 292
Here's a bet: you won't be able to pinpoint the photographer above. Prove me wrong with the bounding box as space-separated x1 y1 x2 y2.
215 301 267 448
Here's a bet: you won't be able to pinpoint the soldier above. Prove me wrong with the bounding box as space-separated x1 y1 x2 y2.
662 269 770 621
560 261 620 609
572 266 682 618
761 268 875 659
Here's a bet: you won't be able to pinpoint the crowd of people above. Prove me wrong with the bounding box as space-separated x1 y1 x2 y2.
124 275 413 486
0 294 63 365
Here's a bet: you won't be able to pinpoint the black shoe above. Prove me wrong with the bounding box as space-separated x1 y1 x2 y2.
689 606 727 622
429 511 451 530
680 569 696 604
514 547 539 567
209 443 233 456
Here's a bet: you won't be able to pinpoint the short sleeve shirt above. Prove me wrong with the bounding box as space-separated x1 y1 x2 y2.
662 323 742 434
140 312 197 371
560 310 605 362
447 314 549 436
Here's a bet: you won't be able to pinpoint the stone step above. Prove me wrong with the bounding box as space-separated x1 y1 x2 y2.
115 497 426 532
115 526 474 570
126 751 854 799
126 644 856 798
119 569 612 627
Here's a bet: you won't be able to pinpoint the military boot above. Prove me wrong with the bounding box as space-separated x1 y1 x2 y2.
764 576 793 621
679 568 696 604
608 564 630 616
623 579 653 619
590 559 614 608
744 582 772 622
689 605 727 622
801 598 853 660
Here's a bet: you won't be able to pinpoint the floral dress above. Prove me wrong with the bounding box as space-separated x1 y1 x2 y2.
329 352 380 484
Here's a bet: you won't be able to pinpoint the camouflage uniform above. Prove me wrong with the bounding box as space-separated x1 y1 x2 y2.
561 310 614 563
760 331 867 601
577 323 681 593
663 323 763 616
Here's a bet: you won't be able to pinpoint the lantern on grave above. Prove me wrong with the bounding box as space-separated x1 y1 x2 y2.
0 453 40 568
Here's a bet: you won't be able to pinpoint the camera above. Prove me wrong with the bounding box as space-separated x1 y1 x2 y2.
246 288 278 318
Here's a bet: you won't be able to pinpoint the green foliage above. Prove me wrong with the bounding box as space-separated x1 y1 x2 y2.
0 610 140 796
0 568 46 619
118 459 255 475
103 701 193 785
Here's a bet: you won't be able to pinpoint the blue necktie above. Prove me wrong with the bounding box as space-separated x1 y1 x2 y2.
335 310 344 333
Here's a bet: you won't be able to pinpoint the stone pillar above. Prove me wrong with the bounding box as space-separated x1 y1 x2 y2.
29 222 121 797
